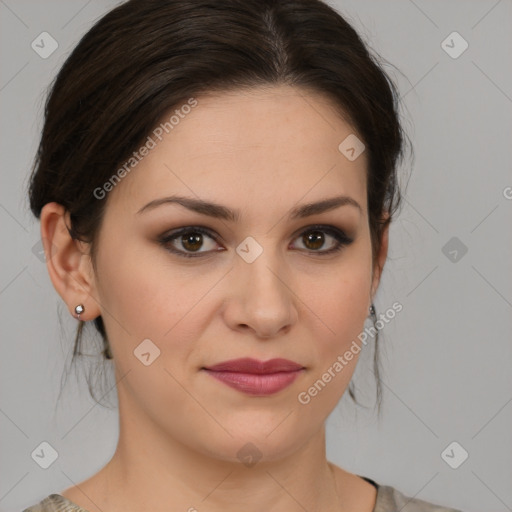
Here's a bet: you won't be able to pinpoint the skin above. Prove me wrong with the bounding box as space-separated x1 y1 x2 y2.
41 84 388 512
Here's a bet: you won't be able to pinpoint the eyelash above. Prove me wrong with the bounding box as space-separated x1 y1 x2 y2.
158 224 354 259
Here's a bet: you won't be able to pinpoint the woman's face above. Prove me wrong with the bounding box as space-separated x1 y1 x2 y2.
88 85 385 462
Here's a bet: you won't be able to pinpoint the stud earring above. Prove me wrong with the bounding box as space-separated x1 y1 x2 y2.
74 304 85 321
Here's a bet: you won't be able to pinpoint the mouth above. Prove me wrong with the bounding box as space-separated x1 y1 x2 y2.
201 358 305 396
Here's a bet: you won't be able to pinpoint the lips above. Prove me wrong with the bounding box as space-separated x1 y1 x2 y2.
204 357 304 374
202 358 305 396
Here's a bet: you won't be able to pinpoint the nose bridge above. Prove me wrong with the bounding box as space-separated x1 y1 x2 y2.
230 235 296 335
236 236 287 300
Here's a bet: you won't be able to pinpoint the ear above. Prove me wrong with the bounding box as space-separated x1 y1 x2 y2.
40 202 101 321
370 217 390 303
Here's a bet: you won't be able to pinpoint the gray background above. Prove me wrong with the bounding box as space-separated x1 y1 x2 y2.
1 1 511 511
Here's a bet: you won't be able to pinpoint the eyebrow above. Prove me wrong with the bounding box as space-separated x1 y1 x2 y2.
136 194 362 221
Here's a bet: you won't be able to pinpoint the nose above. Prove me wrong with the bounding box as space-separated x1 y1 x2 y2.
222 247 299 339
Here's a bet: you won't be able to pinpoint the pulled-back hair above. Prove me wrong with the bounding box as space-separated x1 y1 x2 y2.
28 0 411 412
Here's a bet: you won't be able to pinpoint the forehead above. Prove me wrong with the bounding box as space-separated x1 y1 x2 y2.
108 85 368 219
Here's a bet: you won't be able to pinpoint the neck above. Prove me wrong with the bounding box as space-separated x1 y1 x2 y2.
67 371 380 512
92 386 350 512
103 422 342 512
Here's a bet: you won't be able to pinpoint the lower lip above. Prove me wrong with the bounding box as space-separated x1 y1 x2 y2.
203 369 304 396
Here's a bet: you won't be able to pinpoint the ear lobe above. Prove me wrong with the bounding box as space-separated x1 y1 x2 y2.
40 202 101 320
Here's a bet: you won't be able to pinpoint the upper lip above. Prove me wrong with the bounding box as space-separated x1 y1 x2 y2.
203 358 304 374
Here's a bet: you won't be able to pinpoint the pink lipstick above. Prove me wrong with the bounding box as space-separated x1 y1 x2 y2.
202 358 304 396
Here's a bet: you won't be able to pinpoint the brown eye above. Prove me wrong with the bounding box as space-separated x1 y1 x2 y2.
181 232 204 252
159 224 353 259
291 226 353 255
159 227 221 258
302 230 326 250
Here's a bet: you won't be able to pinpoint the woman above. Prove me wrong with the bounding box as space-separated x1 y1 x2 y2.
24 0 463 511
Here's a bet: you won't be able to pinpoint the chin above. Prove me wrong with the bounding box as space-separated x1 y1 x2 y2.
191 421 314 466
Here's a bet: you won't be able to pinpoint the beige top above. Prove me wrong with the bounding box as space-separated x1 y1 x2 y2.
22 477 464 512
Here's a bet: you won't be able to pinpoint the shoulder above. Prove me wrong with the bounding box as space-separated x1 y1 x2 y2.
374 483 464 512
22 483 466 512
22 494 89 512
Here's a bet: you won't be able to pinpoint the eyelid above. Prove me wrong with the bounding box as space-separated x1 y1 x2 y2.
157 226 221 253
158 223 354 258
290 223 353 242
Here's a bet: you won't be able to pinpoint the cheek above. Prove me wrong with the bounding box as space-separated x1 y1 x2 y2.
95 236 190 333
94 238 217 374
322 275 371 345
298 244 372 406
306 251 372 345
295 268 371 414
